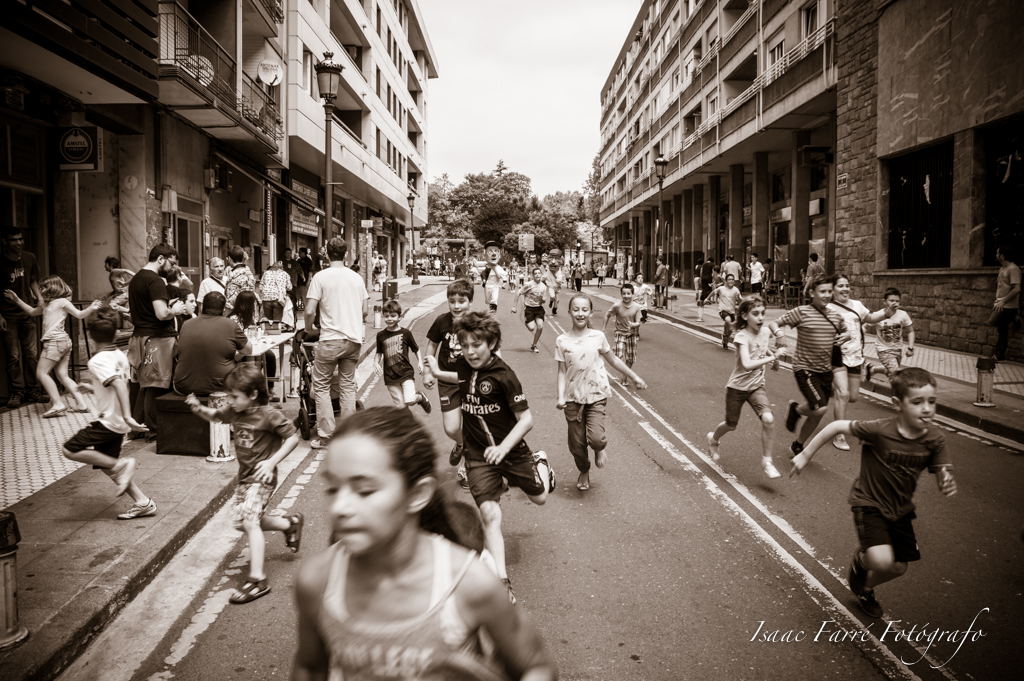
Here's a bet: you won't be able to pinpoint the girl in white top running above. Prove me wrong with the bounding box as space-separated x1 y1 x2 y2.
293 406 556 681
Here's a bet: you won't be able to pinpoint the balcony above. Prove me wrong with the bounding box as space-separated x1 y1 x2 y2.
240 73 283 141
257 0 283 24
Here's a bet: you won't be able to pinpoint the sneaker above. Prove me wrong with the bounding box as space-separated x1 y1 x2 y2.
706 432 720 462
117 498 157 520
26 391 49 404
448 442 464 467
530 345 539 353
722 331 729 350
856 590 884 618
5 394 22 409
847 552 868 596
310 438 326 450
457 465 469 490
864 364 874 382
785 400 800 433
112 457 137 496
790 441 804 459
502 577 517 605
551 308 557 316
762 457 781 479
417 392 432 414
534 450 556 493
833 434 850 451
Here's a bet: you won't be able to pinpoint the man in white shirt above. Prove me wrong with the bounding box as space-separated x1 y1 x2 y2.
304 238 369 448
748 252 766 295
197 258 226 314
722 254 743 286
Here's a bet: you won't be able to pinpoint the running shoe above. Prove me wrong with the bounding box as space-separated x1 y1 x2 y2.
112 457 137 496
284 513 304 553
707 432 720 462
856 590 884 618
117 498 157 520
534 450 556 493
847 552 868 596
457 465 469 490
530 345 539 353
722 331 729 349
502 577 517 605
5 394 22 409
790 441 804 459
833 434 851 451
310 438 326 450
785 400 800 432
762 457 781 479
417 392 432 414
449 442 464 467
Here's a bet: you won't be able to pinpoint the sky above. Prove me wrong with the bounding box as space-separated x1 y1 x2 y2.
418 0 646 198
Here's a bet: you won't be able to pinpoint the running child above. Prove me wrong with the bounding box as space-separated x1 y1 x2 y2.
768 273 849 459
710 273 743 349
707 297 783 479
423 279 473 480
511 267 549 353
5 275 101 417
375 298 431 413
790 367 956 618
61 308 155 519
186 364 304 604
543 259 566 316
479 241 507 314
292 407 557 680
633 273 654 326
423 312 555 604
557 293 647 491
866 287 915 383
603 283 643 387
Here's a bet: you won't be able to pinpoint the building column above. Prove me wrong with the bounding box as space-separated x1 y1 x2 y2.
791 131 812 272
728 164 744 264
752 152 769 265
672 192 683 273
951 129 986 268
707 176 721 264
661 195 672 264
642 209 653 280
682 189 693 274
692 183 704 264
53 171 80 295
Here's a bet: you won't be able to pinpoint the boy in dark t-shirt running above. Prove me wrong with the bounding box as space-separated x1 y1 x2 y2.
790 367 956 618
424 311 555 604
375 299 430 413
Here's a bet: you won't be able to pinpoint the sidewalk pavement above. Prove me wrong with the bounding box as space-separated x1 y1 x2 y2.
584 282 1024 444
0 276 445 681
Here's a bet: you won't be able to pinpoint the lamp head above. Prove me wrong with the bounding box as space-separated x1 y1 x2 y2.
407 193 416 211
314 52 343 102
654 156 668 180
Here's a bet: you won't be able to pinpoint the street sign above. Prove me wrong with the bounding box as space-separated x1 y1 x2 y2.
58 127 103 171
518 234 535 252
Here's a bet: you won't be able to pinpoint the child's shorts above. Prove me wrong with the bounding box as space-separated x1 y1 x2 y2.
524 305 544 325
834 362 863 376
231 482 276 529
794 369 834 410
41 337 73 362
719 311 735 323
724 386 771 426
614 332 637 365
386 378 417 406
65 421 125 464
853 506 921 563
465 448 545 504
876 349 903 377
438 381 462 413
640 309 648 323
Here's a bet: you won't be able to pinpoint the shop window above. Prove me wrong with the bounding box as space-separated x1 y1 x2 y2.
887 141 953 269
771 171 787 203
984 116 1024 266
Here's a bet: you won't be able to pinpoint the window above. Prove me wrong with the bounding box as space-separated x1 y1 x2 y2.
672 67 680 92
769 38 785 66
803 2 819 39
707 94 718 116
302 49 313 94
887 141 953 269
984 116 1024 265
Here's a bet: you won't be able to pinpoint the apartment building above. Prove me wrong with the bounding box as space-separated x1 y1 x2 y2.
598 0 836 286
288 0 436 277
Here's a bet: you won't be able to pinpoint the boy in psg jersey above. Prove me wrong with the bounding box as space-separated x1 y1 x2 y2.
424 311 555 605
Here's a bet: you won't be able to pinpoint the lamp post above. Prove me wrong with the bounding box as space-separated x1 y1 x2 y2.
314 53 343 253
654 155 668 308
407 192 420 284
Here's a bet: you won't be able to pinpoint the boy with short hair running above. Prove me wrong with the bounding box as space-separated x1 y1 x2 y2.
375 298 431 413
768 273 849 459
633 273 654 326
867 287 915 383
790 367 957 618
424 312 555 604
62 309 155 519
711 273 743 349
603 283 643 387
186 364 304 604
511 267 549 353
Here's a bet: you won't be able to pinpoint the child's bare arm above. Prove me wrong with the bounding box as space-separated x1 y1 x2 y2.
4 291 42 316
602 348 647 388
422 355 458 384
484 409 534 465
905 324 916 356
254 433 301 484
935 467 957 496
738 342 776 372
555 361 567 408
790 421 855 476
292 554 331 681
62 299 101 319
111 378 148 431
185 394 220 422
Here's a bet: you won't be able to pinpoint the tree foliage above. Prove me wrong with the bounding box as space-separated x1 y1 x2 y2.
425 173 471 244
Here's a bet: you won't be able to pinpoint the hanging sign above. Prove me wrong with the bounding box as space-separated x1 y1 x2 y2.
58 127 104 171
257 60 284 86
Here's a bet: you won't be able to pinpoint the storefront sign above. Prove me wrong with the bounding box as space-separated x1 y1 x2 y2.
770 206 791 223
837 173 848 191
58 127 103 171
290 179 320 237
291 217 319 237
360 219 373 230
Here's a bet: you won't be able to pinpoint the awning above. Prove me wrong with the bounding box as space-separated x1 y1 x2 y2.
213 151 324 216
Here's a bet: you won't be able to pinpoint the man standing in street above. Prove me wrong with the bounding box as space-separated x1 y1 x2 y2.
223 246 256 315
282 248 303 311
297 247 313 305
803 253 825 297
1 226 45 408
304 237 368 449
992 245 1020 362
722 255 743 290
748 253 765 296
196 257 226 315
654 255 669 308
259 260 291 322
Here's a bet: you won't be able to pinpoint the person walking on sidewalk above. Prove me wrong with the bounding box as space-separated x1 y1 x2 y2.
991 245 1020 362
62 309 156 520
654 256 669 308
223 246 256 316
1 225 46 409
259 260 291 322
698 257 715 321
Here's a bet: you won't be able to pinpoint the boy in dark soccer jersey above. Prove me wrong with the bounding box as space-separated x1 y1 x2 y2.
374 299 430 413
424 311 555 604
790 367 957 618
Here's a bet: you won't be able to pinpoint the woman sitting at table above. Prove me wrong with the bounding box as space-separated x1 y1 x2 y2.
230 290 279 402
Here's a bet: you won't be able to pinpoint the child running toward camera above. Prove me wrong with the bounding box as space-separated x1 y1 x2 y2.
633 273 654 330
866 287 915 383
292 407 557 681
511 267 549 353
710 273 743 349
5 275 100 417
707 297 783 479
424 312 555 604
557 293 647 491
790 367 956 619
603 283 643 387
186 364 303 604
375 298 431 413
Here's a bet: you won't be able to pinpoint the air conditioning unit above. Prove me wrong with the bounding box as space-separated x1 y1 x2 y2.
207 161 233 192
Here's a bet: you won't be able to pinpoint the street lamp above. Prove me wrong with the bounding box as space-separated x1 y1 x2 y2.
314 53 343 250
654 155 668 308
407 192 419 284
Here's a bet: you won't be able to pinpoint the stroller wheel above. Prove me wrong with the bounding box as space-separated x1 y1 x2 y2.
297 406 311 440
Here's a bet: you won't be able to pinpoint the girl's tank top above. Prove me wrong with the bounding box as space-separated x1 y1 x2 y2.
41 299 70 343
317 534 509 681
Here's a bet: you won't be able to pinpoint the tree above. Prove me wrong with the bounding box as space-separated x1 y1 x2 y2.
426 174 471 245
450 164 533 245
582 153 604 237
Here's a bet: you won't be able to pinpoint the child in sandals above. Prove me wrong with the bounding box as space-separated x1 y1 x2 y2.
186 364 303 604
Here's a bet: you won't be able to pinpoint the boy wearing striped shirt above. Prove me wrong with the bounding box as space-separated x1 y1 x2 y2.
768 273 849 458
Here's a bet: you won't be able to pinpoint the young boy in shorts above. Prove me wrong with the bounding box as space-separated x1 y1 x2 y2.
62 309 155 519
423 278 473 480
768 273 849 458
423 311 555 604
375 299 430 413
867 287 915 382
603 283 643 387
712 273 743 349
790 367 956 618
186 364 303 604
512 266 549 353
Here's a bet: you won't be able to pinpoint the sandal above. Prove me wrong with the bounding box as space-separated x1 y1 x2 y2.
284 513 304 553
42 406 68 419
576 481 590 491
229 578 270 604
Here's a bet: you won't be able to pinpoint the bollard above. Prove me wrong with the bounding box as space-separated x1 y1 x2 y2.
373 304 383 329
0 511 29 651
206 392 235 462
973 357 997 408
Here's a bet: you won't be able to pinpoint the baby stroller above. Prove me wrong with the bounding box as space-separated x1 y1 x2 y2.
292 329 363 440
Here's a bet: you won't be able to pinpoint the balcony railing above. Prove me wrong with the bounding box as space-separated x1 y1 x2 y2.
257 0 283 24
723 4 756 46
696 37 720 75
240 72 283 140
158 1 236 103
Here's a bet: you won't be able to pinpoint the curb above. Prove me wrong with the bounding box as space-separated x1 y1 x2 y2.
646 307 1024 445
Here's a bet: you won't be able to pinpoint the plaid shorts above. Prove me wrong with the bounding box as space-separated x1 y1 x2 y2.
614 331 637 365
231 482 275 529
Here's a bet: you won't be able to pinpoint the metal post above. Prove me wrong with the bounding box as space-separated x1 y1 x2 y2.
410 204 420 285
324 101 334 244
0 511 28 651
974 357 996 408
